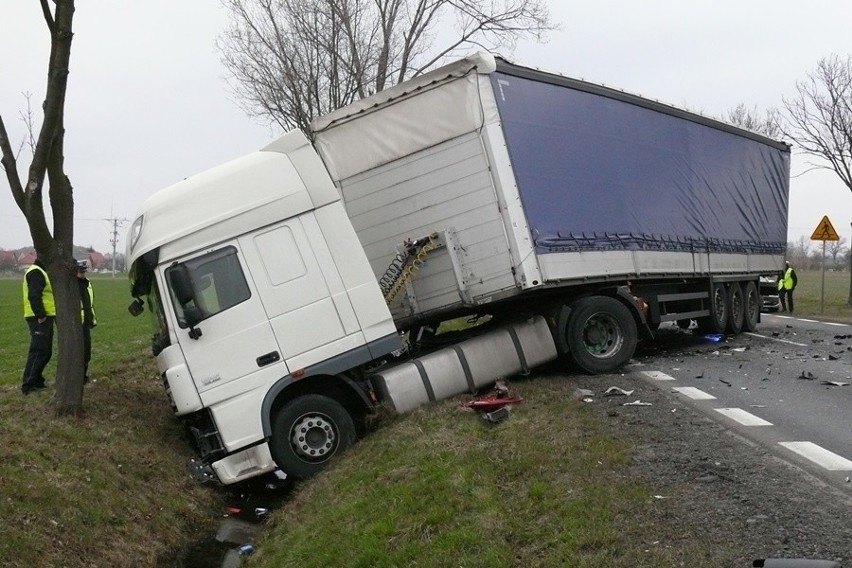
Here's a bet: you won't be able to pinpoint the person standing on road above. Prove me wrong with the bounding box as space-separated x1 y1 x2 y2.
22 257 55 395
778 261 798 313
76 260 96 383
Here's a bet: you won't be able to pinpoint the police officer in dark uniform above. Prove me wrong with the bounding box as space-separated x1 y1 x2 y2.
76 260 96 382
22 257 55 394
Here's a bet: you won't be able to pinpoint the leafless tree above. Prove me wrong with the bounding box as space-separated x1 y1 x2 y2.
826 236 847 267
778 55 852 303
218 0 554 133
779 55 852 190
724 103 781 139
786 236 812 270
0 0 87 416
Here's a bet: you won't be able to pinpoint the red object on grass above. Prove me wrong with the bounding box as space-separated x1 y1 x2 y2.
462 392 523 412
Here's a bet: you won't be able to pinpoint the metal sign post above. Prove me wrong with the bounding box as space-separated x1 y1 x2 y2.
809 215 840 314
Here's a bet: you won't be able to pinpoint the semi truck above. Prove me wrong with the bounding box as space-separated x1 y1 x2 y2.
126 52 790 485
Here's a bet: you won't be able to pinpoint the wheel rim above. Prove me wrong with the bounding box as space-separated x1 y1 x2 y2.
731 288 743 324
746 289 758 319
713 286 727 323
290 413 337 462
582 313 624 359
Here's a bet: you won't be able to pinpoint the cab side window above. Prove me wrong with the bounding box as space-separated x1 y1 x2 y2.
166 246 250 328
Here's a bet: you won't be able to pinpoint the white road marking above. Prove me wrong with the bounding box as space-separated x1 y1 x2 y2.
764 314 849 328
640 371 676 381
744 332 807 347
778 442 852 471
672 386 716 400
714 408 773 426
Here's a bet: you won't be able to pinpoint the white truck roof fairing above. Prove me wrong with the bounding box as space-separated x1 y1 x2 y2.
127 131 338 266
310 52 500 183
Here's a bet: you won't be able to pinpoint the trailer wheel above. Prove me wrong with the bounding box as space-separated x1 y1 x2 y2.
270 394 356 480
741 281 760 332
697 282 728 333
726 282 744 335
565 296 637 374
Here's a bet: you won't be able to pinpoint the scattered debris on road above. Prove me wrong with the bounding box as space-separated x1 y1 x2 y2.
622 400 652 406
603 386 634 397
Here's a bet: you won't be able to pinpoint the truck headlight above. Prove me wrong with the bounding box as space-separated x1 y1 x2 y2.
129 215 144 253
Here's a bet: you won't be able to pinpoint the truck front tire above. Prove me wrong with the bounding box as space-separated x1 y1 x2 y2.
565 296 637 374
270 394 356 480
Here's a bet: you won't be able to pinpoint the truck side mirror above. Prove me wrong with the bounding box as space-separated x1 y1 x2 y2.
184 306 203 329
168 265 195 306
167 264 204 339
128 298 145 317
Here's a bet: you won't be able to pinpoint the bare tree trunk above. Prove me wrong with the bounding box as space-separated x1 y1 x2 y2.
48 257 86 415
1 0 84 416
848 222 852 306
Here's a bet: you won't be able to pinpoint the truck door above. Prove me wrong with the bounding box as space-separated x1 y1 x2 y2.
164 245 286 394
237 217 359 371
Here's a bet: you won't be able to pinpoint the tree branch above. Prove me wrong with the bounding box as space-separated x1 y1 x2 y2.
0 115 27 210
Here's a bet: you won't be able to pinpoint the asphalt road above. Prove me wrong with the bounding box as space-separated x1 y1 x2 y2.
630 313 852 492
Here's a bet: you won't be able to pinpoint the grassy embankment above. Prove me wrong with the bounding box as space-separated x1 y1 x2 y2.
0 270 849 567
0 276 220 568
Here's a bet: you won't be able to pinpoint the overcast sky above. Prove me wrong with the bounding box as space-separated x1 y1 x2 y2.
1 0 851 256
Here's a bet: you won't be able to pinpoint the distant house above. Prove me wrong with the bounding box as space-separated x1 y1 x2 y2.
0 250 17 271
17 251 36 267
14 249 110 271
87 251 107 270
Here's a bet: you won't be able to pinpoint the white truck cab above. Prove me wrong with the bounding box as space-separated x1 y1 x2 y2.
127 131 400 484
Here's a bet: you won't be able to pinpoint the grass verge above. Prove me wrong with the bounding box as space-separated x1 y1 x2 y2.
0 276 221 567
792 268 852 320
245 375 744 567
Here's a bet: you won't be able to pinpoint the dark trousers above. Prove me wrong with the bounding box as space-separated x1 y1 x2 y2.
83 326 91 378
22 317 54 389
779 288 794 312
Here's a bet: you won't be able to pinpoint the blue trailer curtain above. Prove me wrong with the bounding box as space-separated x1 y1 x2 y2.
490 71 790 255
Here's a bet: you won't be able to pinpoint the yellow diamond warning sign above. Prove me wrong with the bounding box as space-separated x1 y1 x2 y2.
810 215 840 241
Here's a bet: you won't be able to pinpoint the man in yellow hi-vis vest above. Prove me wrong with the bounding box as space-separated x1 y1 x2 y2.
22 257 55 394
777 261 798 313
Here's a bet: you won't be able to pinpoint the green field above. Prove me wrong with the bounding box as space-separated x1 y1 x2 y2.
0 275 151 387
789 268 852 320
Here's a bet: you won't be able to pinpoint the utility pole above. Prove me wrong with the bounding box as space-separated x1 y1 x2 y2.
105 216 128 278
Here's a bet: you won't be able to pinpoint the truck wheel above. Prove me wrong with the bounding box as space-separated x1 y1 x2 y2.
741 281 759 332
726 282 744 335
697 282 728 333
565 296 637 374
270 394 356 480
